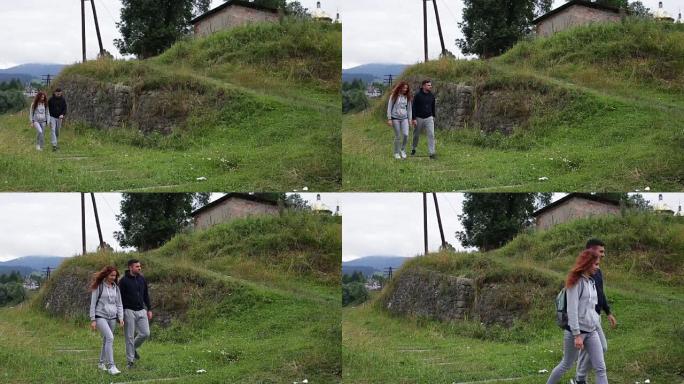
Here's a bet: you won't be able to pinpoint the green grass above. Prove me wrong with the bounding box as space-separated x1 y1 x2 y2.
0 212 341 383
342 20 684 191
343 213 684 383
0 20 341 191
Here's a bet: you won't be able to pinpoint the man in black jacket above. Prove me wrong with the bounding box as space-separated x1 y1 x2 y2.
411 79 437 159
47 88 67 151
119 259 153 369
573 238 618 384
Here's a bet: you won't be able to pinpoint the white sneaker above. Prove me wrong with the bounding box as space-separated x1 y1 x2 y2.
400 150 407 159
393 153 401 159
36 145 42 151
97 363 107 371
108 365 121 375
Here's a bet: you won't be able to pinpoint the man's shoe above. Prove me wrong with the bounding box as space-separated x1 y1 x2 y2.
97 363 107 371
134 350 140 360
400 150 407 159
52 145 58 152
410 149 416 156
108 365 121 375
127 361 135 369
429 154 437 160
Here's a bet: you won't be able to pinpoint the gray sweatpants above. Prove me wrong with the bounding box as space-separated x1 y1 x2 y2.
33 121 47 148
546 330 608 384
124 309 150 363
391 119 409 154
412 116 435 155
49 116 61 146
96 318 117 367
576 320 608 382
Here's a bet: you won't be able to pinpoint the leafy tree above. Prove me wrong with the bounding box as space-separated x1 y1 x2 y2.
284 194 310 210
285 1 310 18
457 0 553 58
584 0 628 8
342 88 370 114
115 193 206 251
342 282 369 306
627 1 652 17
0 90 25 114
0 282 26 306
115 0 210 58
456 193 550 251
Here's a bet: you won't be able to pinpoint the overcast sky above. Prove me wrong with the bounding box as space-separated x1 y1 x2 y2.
0 0 341 69
341 192 684 261
0 192 342 262
341 0 684 68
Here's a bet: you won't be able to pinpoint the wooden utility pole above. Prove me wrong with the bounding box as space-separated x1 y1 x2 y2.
90 193 104 249
90 0 105 57
432 193 446 248
43 267 52 280
81 192 86 255
423 192 428 255
432 0 447 56
423 0 428 62
81 0 86 62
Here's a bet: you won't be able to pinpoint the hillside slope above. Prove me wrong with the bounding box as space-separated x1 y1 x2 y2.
0 20 341 191
0 212 341 383
343 212 684 383
343 20 684 191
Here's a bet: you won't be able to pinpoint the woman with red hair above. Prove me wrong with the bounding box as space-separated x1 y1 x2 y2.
386 81 413 159
547 250 608 384
89 266 124 375
28 92 49 151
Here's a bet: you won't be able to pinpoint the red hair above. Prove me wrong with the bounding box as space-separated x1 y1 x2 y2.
565 249 600 288
90 266 120 291
390 81 413 104
31 92 47 112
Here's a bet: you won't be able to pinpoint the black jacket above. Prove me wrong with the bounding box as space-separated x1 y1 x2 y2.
119 271 151 311
48 95 67 118
412 90 435 119
592 268 611 315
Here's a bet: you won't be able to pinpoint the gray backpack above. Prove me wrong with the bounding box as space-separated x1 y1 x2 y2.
555 283 584 329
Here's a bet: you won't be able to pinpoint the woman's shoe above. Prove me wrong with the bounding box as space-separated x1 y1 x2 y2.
97 363 107 371
393 153 401 159
108 365 121 375
400 150 407 159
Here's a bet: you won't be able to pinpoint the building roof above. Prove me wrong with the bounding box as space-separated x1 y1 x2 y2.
532 0 621 25
191 0 279 25
191 193 279 217
532 193 620 217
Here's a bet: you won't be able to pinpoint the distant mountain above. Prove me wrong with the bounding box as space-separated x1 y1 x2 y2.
342 255 412 277
0 73 34 84
0 256 68 271
0 63 66 77
0 266 34 277
342 63 409 84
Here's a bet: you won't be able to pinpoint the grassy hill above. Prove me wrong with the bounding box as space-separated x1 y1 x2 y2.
0 211 341 383
0 20 341 191
343 212 684 383
343 19 684 191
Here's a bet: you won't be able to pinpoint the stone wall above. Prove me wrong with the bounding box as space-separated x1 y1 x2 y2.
53 74 202 134
535 4 621 37
383 266 534 327
193 198 280 230
404 77 543 134
193 5 279 37
536 197 621 230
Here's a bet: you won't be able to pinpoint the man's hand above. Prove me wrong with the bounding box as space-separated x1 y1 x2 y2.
412 120 417 127
386 119 392 127
607 314 617 328
574 335 584 350
90 321 97 331
147 311 153 321
59 115 64 119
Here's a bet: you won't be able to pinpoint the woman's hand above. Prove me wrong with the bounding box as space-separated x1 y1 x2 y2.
386 119 392 127
574 335 584 350
119 319 125 328
90 321 97 331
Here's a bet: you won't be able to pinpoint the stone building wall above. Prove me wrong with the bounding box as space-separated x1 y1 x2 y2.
535 197 621 230
535 4 621 37
193 198 279 230
193 5 279 37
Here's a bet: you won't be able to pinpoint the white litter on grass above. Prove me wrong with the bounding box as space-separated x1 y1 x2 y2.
196 369 206 374
302 380 309 383
302 186 309 191
538 369 548 373
644 380 650 383
538 177 549 181
645 186 651 191
196 177 207 181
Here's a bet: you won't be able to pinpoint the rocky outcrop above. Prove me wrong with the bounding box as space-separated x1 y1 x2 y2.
53 74 203 134
404 77 553 135
383 266 533 327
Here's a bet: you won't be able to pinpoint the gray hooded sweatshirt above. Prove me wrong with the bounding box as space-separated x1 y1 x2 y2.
387 95 412 121
566 275 600 336
89 282 124 321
